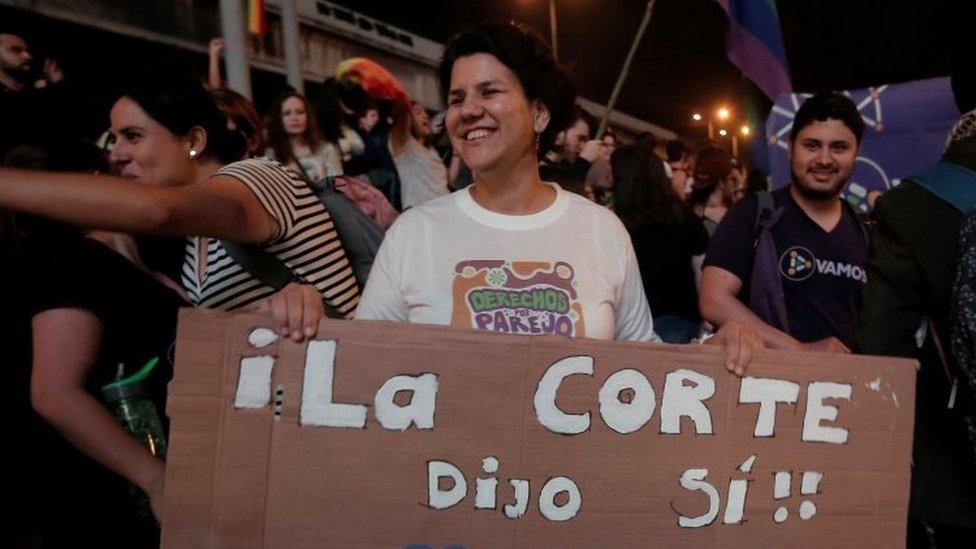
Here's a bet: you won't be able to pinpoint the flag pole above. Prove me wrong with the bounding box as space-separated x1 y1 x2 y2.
596 0 657 138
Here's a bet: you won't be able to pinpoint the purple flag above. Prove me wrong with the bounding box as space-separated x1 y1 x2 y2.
714 0 792 99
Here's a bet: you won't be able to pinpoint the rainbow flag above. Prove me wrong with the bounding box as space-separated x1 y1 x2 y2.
247 0 265 36
714 0 792 99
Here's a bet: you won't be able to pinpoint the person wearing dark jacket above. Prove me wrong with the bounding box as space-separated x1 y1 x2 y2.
858 110 976 548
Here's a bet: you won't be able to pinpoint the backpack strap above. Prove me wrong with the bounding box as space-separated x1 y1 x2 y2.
841 198 871 246
748 190 790 332
910 161 976 213
753 190 776 236
222 241 296 289
221 241 345 319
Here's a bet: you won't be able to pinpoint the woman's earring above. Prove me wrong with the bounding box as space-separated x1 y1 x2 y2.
188 149 198 158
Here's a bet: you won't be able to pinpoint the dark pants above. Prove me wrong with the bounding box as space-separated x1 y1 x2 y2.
654 315 700 344
908 517 976 549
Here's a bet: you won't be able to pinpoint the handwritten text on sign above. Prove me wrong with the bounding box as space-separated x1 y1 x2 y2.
162 311 915 548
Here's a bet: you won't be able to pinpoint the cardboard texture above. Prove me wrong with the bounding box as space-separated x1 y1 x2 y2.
162 308 917 548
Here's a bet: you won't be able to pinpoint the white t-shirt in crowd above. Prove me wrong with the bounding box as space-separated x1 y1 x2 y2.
356 182 658 342
393 137 449 210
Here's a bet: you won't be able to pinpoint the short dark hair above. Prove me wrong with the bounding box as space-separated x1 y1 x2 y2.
0 30 28 42
212 88 265 157
790 92 865 143
665 139 688 163
577 108 597 139
121 68 246 164
612 145 685 229
316 76 370 143
439 22 576 157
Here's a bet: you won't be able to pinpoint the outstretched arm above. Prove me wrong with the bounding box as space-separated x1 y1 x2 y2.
0 168 273 243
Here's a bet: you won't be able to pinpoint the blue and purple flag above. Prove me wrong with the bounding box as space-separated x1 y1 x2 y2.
714 0 792 99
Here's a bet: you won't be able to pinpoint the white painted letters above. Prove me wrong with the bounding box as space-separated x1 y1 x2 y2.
598 368 656 434
374 373 439 431
235 355 275 409
739 377 800 437
504 479 530 519
660 369 715 435
802 382 852 444
299 340 368 428
538 477 582 522
534 356 593 435
428 460 468 510
677 469 720 527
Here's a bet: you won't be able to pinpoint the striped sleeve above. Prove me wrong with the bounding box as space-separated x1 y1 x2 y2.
209 159 360 316
217 159 318 244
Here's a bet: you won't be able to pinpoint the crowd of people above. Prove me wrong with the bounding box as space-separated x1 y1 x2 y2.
2 19 975 548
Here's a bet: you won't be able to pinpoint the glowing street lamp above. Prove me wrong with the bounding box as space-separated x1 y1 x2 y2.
692 113 702 121
717 107 730 121
740 125 750 136
718 129 728 137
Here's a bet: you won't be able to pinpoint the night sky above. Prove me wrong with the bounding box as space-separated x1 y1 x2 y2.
330 0 970 140
2 0 970 143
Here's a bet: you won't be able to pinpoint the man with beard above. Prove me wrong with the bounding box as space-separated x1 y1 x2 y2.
0 31 31 93
0 31 35 156
543 107 606 183
699 92 867 352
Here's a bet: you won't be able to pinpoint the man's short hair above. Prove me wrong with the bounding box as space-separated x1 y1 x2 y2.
577 108 597 139
0 30 27 42
789 92 865 143
666 139 688 163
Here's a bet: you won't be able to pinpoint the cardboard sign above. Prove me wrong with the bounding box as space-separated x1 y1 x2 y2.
161 309 917 548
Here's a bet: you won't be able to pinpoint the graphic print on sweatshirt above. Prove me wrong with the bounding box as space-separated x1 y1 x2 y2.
450 260 586 337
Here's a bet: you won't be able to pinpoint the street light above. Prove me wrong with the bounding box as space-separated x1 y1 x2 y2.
693 107 738 141
740 125 750 136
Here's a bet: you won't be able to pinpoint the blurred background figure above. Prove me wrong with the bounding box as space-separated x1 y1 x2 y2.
666 139 693 201
689 145 734 237
612 145 708 343
395 100 449 209
265 90 343 184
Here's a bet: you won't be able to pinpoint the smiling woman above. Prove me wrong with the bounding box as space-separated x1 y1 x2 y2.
355 22 763 367
0 69 368 524
0 70 363 521
0 71 360 318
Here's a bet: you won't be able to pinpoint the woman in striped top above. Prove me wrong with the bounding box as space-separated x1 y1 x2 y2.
0 72 360 335
0 73 361 523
